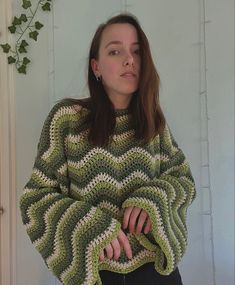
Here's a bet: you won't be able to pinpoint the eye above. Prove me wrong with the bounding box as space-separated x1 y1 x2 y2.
133 49 140 55
109 50 120 55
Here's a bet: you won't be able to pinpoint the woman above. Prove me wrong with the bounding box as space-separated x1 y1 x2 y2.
19 13 196 285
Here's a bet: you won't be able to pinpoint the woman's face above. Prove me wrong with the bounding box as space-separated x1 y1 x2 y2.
91 23 141 104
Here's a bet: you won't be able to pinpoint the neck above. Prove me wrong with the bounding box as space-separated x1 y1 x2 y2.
108 93 133 110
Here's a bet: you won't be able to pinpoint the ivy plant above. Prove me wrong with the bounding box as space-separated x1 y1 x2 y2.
0 0 52 74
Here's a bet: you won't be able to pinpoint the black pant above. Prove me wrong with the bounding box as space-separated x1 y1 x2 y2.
99 262 183 285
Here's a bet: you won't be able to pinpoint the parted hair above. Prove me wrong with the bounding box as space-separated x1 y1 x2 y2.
62 13 166 146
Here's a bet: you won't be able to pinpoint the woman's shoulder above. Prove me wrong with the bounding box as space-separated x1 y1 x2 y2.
39 98 91 136
48 97 91 119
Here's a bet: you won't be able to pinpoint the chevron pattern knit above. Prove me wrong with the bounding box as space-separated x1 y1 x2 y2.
19 100 196 285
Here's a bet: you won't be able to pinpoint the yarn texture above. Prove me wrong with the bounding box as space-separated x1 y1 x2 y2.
19 100 196 285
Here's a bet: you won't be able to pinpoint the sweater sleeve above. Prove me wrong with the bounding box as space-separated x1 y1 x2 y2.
19 102 121 285
121 124 196 275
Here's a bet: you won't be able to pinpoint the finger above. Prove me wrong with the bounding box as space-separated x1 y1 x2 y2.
129 207 142 233
144 217 152 234
111 238 121 260
105 243 113 259
99 250 105 261
118 230 132 259
123 207 133 229
135 210 148 235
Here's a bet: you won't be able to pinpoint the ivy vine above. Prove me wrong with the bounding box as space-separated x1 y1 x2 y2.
0 0 52 74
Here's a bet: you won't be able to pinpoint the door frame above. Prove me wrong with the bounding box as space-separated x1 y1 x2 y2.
0 0 17 285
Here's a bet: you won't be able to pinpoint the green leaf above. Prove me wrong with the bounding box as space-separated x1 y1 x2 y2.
0 43 11 53
18 39 28 52
8 56 16 64
18 46 27 53
29 30 39 41
23 57 30 65
12 16 22 26
42 2 51 11
8 25 16 33
19 13 28 22
22 0 31 9
18 64 27 74
20 39 29 48
35 21 44 30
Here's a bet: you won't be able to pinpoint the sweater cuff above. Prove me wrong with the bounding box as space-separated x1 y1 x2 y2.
121 185 185 275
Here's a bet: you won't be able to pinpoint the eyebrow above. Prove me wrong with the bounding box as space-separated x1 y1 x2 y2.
104 41 140 49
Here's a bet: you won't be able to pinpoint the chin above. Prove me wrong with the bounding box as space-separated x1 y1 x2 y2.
121 87 138 95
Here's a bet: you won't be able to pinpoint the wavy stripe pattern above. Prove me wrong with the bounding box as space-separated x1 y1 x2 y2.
19 100 196 285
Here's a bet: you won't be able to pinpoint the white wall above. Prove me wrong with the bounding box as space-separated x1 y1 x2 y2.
14 0 54 283
206 1 234 284
15 1 234 285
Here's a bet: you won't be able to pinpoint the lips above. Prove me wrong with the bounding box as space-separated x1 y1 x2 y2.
120 72 136 77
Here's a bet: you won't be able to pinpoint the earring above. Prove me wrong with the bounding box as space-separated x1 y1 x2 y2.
96 75 101 82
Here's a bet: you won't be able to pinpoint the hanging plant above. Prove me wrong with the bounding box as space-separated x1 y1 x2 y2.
0 0 52 74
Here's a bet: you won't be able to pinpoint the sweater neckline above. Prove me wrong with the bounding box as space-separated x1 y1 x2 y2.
76 104 130 117
114 108 130 116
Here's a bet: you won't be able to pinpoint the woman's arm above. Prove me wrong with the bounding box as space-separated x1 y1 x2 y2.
121 124 196 275
19 101 121 285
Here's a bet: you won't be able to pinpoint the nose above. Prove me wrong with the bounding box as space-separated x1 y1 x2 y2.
123 53 134 66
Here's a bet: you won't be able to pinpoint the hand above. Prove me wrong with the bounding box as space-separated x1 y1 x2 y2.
122 206 152 235
99 229 132 262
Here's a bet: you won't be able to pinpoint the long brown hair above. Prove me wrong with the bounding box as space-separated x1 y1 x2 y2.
62 13 166 146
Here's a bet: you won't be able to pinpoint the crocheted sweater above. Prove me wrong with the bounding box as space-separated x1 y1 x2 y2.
19 100 196 285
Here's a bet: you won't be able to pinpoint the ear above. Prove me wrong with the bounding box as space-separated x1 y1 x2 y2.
90 58 100 76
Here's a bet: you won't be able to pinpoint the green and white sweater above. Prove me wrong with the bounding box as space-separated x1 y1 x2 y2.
19 100 196 285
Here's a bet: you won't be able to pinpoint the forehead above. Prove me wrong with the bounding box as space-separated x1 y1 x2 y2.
100 23 139 47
